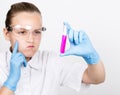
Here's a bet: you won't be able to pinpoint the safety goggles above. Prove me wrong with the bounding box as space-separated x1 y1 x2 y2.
7 25 46 39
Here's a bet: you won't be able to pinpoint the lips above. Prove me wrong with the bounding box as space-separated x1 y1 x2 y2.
27 45 34 48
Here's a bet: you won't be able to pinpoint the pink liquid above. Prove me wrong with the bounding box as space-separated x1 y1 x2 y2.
60 35 67 53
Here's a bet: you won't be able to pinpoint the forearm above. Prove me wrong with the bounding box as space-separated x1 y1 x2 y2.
84 60 105 84
0 86 13 95
60 22 105 84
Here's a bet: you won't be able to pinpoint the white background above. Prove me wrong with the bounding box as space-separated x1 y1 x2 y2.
0 0 120 95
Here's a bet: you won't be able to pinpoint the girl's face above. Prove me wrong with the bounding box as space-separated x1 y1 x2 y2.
4 12 43 60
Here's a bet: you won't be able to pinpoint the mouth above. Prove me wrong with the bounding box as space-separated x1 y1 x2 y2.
27 45 34 48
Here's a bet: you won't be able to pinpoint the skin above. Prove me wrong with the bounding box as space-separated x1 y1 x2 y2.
0 12 42 95
83 61 105 84
4 12 42 61
0 11 105 95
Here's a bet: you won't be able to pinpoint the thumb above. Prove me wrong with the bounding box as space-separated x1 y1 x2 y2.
22 55 27 67
60 49 72 56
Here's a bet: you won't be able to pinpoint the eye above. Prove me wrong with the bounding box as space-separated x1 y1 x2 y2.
17 30 27 35
34 30 42 34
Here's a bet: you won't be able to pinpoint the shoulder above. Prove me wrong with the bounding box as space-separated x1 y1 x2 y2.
41 51 58 63
31 50 59 67
36 50 58 60
0 51 8 65
0 50 10 70
0 51 9 84
0 48 10 57
0 51 7 57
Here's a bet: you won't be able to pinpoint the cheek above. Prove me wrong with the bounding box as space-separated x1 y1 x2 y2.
34 40 41 49
18 41 26 48
9 36 20 48
9 35 25 50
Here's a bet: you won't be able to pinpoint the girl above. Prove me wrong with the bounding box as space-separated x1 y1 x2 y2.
0 2 105 95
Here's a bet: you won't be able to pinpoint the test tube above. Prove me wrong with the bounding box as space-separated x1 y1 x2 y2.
60 24 67 53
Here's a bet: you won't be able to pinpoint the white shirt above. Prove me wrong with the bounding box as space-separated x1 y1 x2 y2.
0 50 88 95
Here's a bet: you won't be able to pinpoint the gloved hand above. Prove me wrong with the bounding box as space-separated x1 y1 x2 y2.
61 22 100 64
4 41 27 91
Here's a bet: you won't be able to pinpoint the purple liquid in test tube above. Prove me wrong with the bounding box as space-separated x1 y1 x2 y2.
60 24 67 53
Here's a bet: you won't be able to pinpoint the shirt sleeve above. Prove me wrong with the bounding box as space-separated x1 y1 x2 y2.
0 68 7 89
0 52 8 89
58 56 90 92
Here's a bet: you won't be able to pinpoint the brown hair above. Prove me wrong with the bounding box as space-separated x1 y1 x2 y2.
5 2 41 27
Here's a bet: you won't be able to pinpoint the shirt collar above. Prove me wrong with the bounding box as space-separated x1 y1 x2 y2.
28 51 42 70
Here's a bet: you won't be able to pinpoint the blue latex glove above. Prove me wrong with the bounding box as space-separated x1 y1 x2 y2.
4 41 27 91
61 22 100 64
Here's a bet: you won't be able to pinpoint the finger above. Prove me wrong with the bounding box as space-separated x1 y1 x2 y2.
73 31 79 45
16 53 27 67
63 22 76 44
12 41 19 56
63 22 72 34
18 53 27 67
22 55 27 67
79 31 85 43
68 29 74 43
60 49 72 56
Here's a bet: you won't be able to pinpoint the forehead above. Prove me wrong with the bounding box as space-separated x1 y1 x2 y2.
11 12 42 27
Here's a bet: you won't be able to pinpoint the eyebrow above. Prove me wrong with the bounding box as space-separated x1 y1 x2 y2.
16 27 42 30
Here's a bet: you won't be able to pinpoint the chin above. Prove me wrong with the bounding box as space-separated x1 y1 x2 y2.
23 51 36 58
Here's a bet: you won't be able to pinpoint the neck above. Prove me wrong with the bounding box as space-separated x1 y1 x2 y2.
26 57 32 62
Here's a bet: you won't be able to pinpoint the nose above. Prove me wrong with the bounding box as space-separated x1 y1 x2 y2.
26 32 34 42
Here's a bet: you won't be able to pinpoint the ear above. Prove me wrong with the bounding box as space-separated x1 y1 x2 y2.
3 28 11 41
